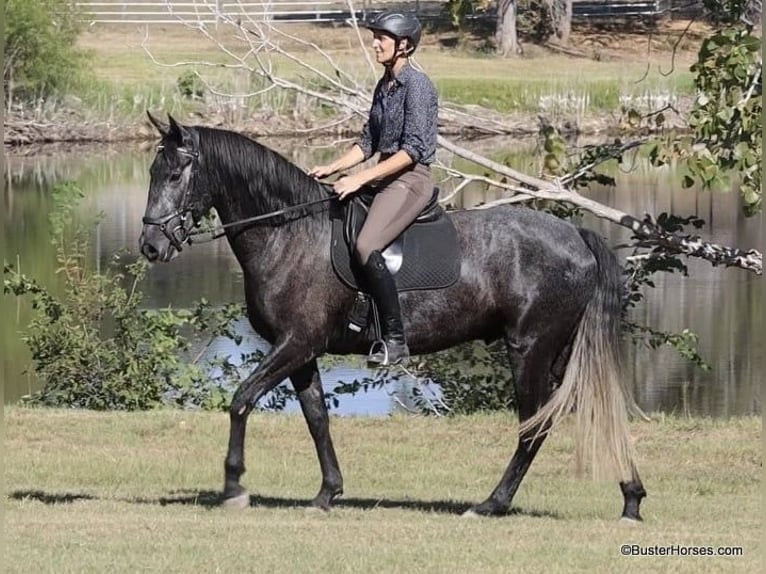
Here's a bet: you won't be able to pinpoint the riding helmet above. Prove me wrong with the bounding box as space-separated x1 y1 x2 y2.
363 11 422 53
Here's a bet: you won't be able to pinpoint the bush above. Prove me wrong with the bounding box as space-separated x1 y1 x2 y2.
177 70 205 101
3 182 250 410
411 341 516 415
4 0 87 102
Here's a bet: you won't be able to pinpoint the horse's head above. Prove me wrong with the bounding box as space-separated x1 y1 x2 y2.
139 111 205 262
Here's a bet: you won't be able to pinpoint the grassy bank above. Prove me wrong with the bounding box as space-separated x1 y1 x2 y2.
5 408 760 573
5 22 699 141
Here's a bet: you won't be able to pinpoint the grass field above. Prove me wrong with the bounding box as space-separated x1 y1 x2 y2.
68 22 699 120
4 408 761 573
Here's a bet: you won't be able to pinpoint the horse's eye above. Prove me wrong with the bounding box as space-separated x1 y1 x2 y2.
169 171 183 183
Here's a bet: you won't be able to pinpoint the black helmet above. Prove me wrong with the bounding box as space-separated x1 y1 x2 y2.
363 11 422 53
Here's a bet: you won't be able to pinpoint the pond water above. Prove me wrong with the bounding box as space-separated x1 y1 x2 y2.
2 138 761 417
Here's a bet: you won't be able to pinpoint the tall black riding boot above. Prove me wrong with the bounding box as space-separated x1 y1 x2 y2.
362 250 409 366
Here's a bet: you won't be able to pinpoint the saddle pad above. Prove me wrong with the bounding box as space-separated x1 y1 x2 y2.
330 209 461 293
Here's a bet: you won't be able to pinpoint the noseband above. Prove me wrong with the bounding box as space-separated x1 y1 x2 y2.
142 146 199 252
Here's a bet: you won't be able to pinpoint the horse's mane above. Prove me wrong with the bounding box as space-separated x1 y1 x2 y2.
194 126 332 231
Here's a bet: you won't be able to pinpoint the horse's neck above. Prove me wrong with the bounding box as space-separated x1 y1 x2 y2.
206 167 329 273
203 140 318 221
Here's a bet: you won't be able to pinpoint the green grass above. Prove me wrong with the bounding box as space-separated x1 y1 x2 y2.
5 409 760 573
436 76 694 114
66 25 697 122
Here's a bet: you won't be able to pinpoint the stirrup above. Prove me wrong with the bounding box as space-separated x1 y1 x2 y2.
367 339 409 367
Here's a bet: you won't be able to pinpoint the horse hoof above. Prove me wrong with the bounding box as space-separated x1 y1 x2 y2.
222 491 250 510
463 501 506 518
619 516 642 525
307 496 334 513
305 504 329 514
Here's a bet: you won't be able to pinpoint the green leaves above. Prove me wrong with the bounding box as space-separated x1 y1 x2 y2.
686 24 762 215
176 70 205 101
4 0 89 101
622 240 712 373
411 341 515 415
625 323 712 372
4 182 250 411
631 5 762 216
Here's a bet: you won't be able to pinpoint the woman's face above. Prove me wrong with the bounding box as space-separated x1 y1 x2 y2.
372 31 399 64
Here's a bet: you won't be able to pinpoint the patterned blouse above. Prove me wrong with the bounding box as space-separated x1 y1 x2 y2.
357 63 438 165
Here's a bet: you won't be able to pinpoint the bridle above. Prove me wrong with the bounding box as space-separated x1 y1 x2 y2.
141 145 199 252
142 144 337 250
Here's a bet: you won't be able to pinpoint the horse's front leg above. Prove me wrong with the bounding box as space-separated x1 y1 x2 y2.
222 337 312 508
291 360 343 510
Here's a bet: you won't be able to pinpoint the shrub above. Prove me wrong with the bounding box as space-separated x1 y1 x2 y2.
412 341 516 415
177 70 205 101
4 0 87 103
3 182 248 410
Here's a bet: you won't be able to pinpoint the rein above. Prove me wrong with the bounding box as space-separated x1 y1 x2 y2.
187 194 336 244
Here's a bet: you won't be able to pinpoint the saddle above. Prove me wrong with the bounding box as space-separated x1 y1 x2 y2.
330 187 460 293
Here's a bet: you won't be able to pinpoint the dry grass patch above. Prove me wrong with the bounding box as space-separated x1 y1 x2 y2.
5 408 761 573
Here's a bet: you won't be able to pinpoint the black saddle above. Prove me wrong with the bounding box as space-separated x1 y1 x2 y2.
330 187 461 293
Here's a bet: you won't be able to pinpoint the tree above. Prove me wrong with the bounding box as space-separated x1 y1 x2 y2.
3 0 86 106
496 0 520 56
449 0 573 55
543 0 573 45
682 1 762 214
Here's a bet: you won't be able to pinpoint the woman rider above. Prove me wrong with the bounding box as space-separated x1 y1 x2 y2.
308 11 438 367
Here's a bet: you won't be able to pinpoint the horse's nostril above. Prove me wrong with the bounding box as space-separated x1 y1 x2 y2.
141 242 159 262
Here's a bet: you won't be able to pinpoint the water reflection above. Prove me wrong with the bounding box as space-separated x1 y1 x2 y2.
2 139 761 416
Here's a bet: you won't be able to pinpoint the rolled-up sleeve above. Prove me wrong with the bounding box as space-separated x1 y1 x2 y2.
400 75 438 164
357 119 374 160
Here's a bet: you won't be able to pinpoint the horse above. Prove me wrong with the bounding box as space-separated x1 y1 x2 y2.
139 113 647 520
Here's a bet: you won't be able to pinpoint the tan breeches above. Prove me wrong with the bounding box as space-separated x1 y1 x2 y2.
355 163 433 265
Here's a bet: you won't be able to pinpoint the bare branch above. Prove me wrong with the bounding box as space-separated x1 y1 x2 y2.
139 4 762 275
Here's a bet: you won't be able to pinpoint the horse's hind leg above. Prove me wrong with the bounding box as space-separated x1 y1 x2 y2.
467 339 560 517
467 420 550 517
291 360 344 510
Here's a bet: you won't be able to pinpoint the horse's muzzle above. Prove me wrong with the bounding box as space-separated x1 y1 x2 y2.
139 236 160 262
139 228 178 263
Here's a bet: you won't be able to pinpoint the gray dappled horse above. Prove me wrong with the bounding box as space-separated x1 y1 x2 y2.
139 113 646 520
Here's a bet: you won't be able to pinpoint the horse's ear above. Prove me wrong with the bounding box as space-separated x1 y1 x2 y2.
147 110 169 136
167 114 196 151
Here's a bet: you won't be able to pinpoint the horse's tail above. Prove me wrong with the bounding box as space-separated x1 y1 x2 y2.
519 228 644 481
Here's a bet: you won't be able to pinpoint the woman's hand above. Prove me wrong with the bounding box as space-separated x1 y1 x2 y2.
333 174 366 200
308 164 335 179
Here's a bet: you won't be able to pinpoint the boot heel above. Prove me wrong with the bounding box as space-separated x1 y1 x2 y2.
367 340 410 367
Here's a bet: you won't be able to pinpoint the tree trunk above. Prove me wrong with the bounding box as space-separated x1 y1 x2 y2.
541 0 572 45
559 0 572 45
495 0 519 57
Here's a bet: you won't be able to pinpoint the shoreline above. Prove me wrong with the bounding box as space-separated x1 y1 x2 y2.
3 104 686 148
